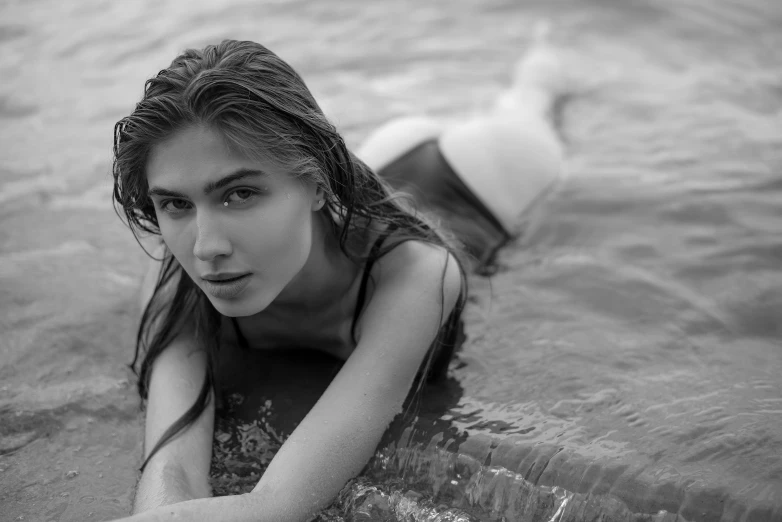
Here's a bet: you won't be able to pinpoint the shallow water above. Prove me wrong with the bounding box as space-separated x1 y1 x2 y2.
1 0 781 521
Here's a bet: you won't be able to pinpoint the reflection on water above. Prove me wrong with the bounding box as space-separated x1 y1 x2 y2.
1 0 781 520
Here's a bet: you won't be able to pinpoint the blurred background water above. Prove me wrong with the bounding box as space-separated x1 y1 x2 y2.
0 0 781 521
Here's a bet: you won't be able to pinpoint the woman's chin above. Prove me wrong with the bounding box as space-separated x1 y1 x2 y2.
207 291 272 318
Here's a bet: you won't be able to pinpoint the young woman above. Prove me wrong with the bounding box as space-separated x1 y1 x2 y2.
110 32 565 522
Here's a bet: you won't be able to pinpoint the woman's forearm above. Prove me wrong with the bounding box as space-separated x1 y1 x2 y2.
132 461 211 514
115 488 313 522
122 495 249 522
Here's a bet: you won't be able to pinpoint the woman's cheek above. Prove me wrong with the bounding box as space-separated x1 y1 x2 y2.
160 220 194 268
271 205 312 272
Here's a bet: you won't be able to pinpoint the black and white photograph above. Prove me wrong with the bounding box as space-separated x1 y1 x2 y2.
0 0 780 520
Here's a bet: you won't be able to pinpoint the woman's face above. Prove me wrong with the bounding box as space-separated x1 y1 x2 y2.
145 125 323 317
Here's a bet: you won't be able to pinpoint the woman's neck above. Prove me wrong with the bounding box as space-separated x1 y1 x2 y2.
261 210 360 317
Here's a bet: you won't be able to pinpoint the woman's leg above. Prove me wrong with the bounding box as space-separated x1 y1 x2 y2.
438 29 568 235
357 28 568 237
356 116 443 172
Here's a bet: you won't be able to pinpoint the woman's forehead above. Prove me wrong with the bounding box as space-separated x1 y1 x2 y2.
146 126 284 190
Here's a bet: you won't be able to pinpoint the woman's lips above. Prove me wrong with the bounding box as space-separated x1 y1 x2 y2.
201 274 252 299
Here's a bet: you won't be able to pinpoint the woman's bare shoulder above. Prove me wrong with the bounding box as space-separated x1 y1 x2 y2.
371 239 463 316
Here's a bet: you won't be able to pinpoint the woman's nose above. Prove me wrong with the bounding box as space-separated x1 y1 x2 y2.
193 212 232 261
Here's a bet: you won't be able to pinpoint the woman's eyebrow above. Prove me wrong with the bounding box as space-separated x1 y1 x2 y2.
203 168 267 195
148 168 267 198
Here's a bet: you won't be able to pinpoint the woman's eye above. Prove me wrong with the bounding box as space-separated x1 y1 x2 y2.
160 199 192 214
224 188 259 207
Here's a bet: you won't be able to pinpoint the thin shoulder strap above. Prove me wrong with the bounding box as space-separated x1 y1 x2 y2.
351 224 398 341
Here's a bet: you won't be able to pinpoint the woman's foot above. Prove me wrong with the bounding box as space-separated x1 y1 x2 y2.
494 21 568 121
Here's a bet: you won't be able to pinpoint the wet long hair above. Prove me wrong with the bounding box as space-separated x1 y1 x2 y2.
112 40 468 472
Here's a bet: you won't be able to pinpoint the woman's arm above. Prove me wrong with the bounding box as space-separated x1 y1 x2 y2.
111 241 462 522
132 334 215 512
131 246 215 512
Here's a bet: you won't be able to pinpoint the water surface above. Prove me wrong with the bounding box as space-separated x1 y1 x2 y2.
1 0 780 520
